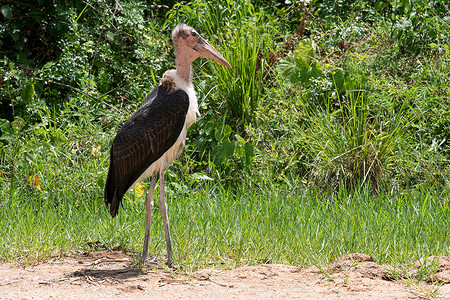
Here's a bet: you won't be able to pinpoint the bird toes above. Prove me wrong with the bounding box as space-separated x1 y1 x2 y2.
142 256 158 266
166 259 177 270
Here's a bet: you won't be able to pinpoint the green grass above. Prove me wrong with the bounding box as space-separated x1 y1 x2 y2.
1 151 449 270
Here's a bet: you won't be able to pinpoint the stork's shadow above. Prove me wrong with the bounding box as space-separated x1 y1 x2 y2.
68 250 145 280
70 267 143 280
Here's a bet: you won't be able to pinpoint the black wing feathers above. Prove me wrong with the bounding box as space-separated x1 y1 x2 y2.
105 85 189 217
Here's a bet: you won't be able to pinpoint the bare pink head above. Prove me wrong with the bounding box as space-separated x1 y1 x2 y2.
172 24 231 81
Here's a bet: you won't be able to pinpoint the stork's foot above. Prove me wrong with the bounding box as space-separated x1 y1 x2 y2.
166 259 176 270
142 256 158 266
142 256 175 269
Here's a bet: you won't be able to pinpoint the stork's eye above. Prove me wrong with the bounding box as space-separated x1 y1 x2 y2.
191 32 197 37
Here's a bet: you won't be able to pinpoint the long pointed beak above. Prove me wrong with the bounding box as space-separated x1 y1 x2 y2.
194 38 232 68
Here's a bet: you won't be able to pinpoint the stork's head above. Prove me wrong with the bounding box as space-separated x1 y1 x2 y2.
172 24 231 69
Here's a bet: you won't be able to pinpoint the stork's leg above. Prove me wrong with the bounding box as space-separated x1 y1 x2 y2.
158 170 174 267
142 174 157 263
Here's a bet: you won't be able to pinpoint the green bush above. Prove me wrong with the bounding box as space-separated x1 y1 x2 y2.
1 0 449 196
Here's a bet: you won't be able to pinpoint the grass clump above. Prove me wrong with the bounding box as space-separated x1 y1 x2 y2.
302 91 413 192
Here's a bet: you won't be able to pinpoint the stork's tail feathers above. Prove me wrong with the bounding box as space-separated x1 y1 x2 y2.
104 167 121 218
105 190 121 218
109 194 120 218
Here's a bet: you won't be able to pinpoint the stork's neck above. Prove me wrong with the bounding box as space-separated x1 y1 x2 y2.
175 49 193 82
175 59 192 83
174 44 198 83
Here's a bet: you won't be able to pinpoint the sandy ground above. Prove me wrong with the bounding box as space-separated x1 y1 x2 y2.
1 251 450 299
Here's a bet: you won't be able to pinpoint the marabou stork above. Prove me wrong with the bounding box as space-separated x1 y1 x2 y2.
104 24 231 267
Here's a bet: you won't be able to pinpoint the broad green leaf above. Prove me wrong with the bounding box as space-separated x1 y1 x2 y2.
43 62 54 71
299 61 323 84
94 59 106 68
374 1 386 11
1 5 12 20
277 55 300 85
220 141 235 160
278 39 322 86
21 82 35 103
294 38 316 64
243 142 254 165
332 70 345 92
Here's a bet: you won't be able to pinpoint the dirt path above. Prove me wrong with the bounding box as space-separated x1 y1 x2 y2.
1 251 449 299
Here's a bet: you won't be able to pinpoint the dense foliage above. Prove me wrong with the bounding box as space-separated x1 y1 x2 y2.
1 0 449 193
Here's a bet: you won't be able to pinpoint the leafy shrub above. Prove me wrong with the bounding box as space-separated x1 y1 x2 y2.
1 0 172 123
1 0 449 195
389 0 450 53
277 39 323 86
312 0 387 24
